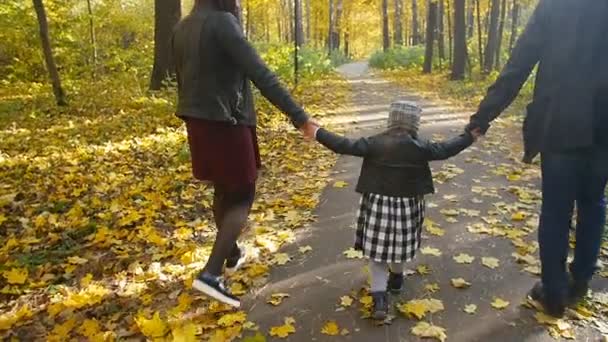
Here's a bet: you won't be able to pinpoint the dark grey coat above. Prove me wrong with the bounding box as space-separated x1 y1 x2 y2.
172 5 308 128
469 0 608 163
316 128 474 197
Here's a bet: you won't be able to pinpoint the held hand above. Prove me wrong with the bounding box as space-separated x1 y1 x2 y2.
300 120 320 141
469 127 483 141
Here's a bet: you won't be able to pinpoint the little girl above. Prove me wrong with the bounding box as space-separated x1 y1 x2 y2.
313 101 480 319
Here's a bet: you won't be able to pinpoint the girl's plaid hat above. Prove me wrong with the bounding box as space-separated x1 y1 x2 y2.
388 100 422 131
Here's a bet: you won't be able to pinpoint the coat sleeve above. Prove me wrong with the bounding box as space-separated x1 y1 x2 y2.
412 133 474 161
469 0 548 133
214 13 308 128
316 128 371 157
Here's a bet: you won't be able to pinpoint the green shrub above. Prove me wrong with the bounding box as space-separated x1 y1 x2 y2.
369 46 425 70
257 44 341 82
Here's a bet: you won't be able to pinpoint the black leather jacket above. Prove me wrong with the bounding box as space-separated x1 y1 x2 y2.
172 5 308 127
316 128 474 197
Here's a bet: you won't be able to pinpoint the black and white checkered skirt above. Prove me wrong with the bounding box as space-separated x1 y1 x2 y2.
354 193 425 263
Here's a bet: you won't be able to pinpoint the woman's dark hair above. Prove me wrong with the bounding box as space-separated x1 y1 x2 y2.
195 0 240 18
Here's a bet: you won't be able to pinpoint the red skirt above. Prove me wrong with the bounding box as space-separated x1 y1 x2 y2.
184 118 261 187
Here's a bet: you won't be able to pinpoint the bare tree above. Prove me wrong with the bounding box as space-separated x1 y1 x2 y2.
446 0 453 63
476 0 484 69
382 0 390 51
483 0 500 73
494 0 507 69
423 1 438 73
412 0 420 45
33 0 67 106
438 0 446 61
306 0 311 42
328 0 334 51
150 0 181 90
85 0 98 79
508 0 520 52
394 0 404 45
467 1 474 38
451 0 466 79
295 0 304 46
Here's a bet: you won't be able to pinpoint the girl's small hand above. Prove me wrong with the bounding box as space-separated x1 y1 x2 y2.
470 128 483 141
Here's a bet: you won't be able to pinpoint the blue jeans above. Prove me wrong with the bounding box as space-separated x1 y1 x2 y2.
539 151 608 298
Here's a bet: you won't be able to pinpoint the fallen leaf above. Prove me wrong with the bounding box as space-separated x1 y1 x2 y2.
3 268 28 285
272 253 291 265
398 298 444 320
491 298 510 310
343 248 363 259
135 311 168 338
420 246 442 257
171 322 197 342
463 304 477 314
511 211 527 221
416 265 431 275
269 317 296 338
453 253 475 264
451 278 471 289
298 246 313 253
411 321 447 342
425 283 440 293
340 296 353 307
321 321 340 336
333 181 348 188
482 257 500 269
267 293 290 306
218 311 247 327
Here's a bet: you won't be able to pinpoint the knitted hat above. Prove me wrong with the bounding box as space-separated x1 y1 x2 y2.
388 100 422 132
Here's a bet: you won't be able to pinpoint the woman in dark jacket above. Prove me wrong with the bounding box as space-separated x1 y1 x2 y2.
172 0 315 308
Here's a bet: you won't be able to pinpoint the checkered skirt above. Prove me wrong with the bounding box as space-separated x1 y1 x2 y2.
354 193 425 263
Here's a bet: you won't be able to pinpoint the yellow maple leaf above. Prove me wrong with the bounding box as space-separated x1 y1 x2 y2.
171 322 198 342
491 298 510 310
416 264 431 275
298 245 313 253
135 311 168 338
451 278 471 289
464 304 477 314
80 273 93 287
77 319 101 338
218 311 247 327
229 282 247 296
3 268 28 285
47 317 77 342
333 181 348 188
67 256 89 265
420 246 442 257
267 293 290 306
425 283 440 293
321 321 340 336
63 284 109 309
453 253 475 264
398 298 444 320
343 248 363 259
0 306 33 331
340 295 353 307
272 253 291 265
511 211 527 221
269 317 296 338
481 257 500 269
411 321 447 342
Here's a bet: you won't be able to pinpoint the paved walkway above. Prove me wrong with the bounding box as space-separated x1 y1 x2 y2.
244 62 607 341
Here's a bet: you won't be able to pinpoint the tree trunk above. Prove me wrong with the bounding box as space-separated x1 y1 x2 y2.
333 0 343 49
328 0 334 51
86 0 98 79
394 0 404 45
467 0 474 39
451 0 466 79
446 0 453 64
508 0 519 52
437 1 446 60
476 0 484 69
32 0 67 106
295 0 304 46
483 0 500 73
150 0 181 90
423 1 438 73
382 0 390 51
306 0 311 42
412 0 420 45
344 31 350 56
494 0 507 69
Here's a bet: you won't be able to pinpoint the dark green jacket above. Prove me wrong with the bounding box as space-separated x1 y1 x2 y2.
469 0 608 163
172 5 308 127
316 128 474 197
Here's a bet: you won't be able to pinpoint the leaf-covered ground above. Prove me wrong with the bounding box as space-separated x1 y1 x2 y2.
0 75 348 340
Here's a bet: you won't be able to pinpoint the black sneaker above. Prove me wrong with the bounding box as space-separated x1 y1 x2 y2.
528 282 566 318
387 272 403 293
371 292 388 320
192 272 240 308
225 244 247 275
